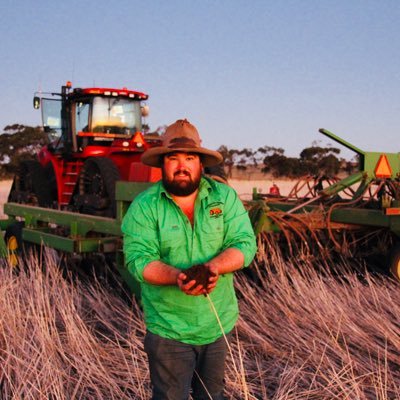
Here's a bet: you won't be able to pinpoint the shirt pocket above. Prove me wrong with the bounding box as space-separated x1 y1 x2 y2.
199 217 224 253
159 229 186 259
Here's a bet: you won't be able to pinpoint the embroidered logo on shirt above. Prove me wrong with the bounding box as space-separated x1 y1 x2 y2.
209 207 223 218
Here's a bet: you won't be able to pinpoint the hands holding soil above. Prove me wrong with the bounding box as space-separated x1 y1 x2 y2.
177 264 218 296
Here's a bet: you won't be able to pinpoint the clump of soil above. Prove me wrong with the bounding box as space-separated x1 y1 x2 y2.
182 264 216 287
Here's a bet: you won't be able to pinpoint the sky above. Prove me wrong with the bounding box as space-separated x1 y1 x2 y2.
1 0 399 160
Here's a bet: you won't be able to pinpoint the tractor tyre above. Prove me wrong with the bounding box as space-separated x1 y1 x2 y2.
388 242 400 281
4 221 25 268
204 164 228 185
8 160 53 207
77 157 120 217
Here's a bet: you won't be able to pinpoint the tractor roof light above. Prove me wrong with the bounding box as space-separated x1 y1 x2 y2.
79 87 149 99
85 89 101 94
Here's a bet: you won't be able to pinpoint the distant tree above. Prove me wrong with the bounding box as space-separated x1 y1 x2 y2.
299 145 341 176
257 146 285 156
318 154 340 176
217 145 242 178
262 152 294 177
0 124 48 177
237 148 254 166
255 146 284 167
217 145 230 162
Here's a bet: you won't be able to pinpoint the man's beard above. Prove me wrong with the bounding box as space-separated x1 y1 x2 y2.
162 168 201 196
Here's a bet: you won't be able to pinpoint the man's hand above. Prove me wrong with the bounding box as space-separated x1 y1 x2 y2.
177 272 207 296
177 264 219 296
204 263 218 294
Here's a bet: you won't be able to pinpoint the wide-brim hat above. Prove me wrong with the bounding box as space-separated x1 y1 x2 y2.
141 119 223 168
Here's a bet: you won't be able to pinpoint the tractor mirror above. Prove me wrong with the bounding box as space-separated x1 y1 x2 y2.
141 105 150 117
33 96 41 109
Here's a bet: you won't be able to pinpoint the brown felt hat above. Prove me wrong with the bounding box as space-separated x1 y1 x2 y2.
141 119 223 168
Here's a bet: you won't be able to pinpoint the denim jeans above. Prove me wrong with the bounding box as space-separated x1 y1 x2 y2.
144 331 230 400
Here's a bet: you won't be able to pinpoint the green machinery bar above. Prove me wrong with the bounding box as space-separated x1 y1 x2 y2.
1 181 154 255
23 228 119 253
4 203 121 236
319 128 365 157
0 219 11 257
320 171 366 198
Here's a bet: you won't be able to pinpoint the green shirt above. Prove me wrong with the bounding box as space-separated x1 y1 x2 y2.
121 177 257 345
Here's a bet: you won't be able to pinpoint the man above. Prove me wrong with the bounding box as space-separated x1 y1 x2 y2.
122 119 257 400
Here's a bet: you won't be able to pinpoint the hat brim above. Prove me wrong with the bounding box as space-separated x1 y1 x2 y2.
141 146 223 168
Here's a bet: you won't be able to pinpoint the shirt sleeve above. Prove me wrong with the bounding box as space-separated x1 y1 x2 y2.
222 186 257 267
121 196 160 283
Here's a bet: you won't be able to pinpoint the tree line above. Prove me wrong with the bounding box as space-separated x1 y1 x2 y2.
217 143 356 178
0 124 357 179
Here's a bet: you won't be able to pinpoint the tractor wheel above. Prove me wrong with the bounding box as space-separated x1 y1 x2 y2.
8 160 53 207
4 222 25 268
388 243 400 280
76 157 120 217
204 164 228 185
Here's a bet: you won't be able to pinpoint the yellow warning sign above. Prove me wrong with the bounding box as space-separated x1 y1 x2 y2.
374 154 392 178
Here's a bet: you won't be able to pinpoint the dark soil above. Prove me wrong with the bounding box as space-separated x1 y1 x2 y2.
182 264 216 287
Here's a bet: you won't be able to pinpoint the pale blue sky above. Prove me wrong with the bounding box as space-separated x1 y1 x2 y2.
1 0 399 159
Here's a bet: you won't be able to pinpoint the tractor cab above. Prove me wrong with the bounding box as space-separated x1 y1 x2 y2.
34 82 149 154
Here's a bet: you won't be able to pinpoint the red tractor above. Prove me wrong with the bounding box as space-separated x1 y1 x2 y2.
8 82 161 217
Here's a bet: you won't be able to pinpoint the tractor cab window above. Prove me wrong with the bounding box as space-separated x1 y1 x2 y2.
75 101 90 132
91 97 142 134
41 99 62 141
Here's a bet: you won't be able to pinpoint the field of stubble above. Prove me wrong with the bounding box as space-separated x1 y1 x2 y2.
0 179 399 399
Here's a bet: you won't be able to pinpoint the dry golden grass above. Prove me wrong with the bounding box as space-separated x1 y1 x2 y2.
236 239 400 399
1 243 399 399
0 251 150 399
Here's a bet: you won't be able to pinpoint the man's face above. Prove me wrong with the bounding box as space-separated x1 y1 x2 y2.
162 152 202 196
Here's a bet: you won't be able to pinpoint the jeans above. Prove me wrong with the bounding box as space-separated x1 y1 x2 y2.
144 331 230 400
